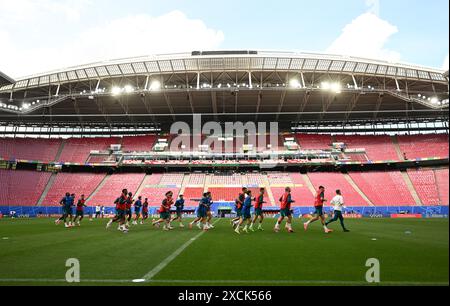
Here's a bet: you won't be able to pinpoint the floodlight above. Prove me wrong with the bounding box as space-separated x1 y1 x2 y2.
111 86 122 96
149 80 161 91
289 79 301 88
124 85 134 93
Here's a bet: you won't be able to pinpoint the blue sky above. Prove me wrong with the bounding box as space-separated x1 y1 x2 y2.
0 0 448 77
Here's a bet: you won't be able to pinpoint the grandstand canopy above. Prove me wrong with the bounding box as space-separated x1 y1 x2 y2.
0 51 448 130
0 71 14 87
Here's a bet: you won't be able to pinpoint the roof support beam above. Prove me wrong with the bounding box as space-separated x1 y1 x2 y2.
295 91 311 123
345 93 361 121
320 94 335 121
373 94 384 120
255 91 262 122
163 91 176 121
211 91 218 121
187 91 196 114
140 94 156 124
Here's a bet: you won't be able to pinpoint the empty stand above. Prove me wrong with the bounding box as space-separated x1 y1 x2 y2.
208 188 242 201
435 169 449 206
336 135 398 160
87 173 145 207
159 173 185 186
0 138 61 163
267 173 293 185
246 173 267 186
350 171 415 206
0 170 51 206
59 137 119 164
182 187 206 206
122 135 157 152
407 169 441 206
209 174 243 186
296 134 332 150
187 173 206 186
398 134 449 159
41 173 106 206
308 172 368 206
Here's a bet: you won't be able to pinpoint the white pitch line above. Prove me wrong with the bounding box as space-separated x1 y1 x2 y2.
0 278 447 286
142 219 221 281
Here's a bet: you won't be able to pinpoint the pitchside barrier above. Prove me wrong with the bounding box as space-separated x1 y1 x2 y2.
0 203 448 219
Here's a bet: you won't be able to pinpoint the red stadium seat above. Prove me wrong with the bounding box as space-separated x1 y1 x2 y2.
58 137 120 164
41 173 106 207
87 173 145 207
0 138 61 163
296 134 332 150
308 172 369 206
398 134 449 159
350 171 415 206
407 169 441 206
0 170 51 206
271 187 313 207
435 169 449 206
122 135 157 152
335 135 399 161
138 187 180 207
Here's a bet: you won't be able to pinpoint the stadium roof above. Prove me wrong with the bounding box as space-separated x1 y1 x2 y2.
0 51 448 128
0 70 14 87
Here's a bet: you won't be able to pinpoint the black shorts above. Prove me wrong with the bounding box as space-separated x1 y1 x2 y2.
75 211 84 217
314 206 324 216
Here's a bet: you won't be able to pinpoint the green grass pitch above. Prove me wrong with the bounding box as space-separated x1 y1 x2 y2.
0 217 448 286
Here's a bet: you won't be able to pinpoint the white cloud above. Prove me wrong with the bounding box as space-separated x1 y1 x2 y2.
443 54 449 70
0 0 90 23
0 6 224 78
327 12 400 63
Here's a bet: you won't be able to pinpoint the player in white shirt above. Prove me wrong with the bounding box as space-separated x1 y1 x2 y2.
325 190 350 232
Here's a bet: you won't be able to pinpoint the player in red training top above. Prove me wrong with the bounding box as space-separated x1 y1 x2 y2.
304 186 333 234
152 191 174 231
106 189 128 233
250 188 266 232
73 194 87 226
274 187 295 233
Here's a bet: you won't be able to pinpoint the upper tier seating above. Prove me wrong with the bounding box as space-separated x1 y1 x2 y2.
0 138 61 163
435 169 449 206
295 134 332 150
350 171 415 206
0 170 51 206
87 173 145 207
335 135 398 160
308 172 369 206
122 135 157 152
398 134 449 159
42 173 106 206
59 137 120 164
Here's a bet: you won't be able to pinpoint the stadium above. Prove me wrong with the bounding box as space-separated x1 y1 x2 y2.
0 50 448 286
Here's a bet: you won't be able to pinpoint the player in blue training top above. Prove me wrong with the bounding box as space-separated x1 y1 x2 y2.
55 192 75 228
171 194 185 228
132 196 143 225
235 190 253 234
